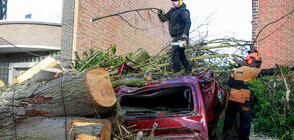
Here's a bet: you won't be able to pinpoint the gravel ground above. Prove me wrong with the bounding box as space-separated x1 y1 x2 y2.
249 125 277 140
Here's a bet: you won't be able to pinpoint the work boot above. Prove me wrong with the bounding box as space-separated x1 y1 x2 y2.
185 69 192 75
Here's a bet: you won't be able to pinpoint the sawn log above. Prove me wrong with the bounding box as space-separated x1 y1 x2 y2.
0 68 117 128
0 116 111 140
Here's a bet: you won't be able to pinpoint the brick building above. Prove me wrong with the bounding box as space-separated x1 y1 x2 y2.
252 0 293 68
72 0 171 59
0 0 171 84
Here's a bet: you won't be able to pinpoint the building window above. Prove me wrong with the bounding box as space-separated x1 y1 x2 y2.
8 62 37 83
25 13 31 19
0 63 9 84
0 0 7 20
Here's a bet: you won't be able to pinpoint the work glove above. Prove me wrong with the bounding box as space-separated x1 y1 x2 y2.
158 9 164 15
180 34 188 40
180 34 188 43
158 9 168 22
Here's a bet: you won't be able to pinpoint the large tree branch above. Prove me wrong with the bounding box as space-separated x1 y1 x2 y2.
90 8 162 22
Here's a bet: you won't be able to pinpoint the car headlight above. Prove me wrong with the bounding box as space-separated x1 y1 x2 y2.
217 88 223 100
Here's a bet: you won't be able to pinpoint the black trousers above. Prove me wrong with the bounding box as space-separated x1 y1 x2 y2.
222 100 251 140
171 45 191 73
171 37 191 73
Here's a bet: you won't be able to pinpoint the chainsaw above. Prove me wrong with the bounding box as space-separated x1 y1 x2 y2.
171 40 188 47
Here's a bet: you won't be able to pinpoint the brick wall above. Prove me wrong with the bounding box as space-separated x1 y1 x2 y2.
0 23 61 48
73 0 171 57
252 0 293 68
252 0 259 48
60 0 76 67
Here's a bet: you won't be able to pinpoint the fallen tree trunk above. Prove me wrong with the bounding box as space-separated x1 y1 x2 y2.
0 116 111 140
0 68 117 128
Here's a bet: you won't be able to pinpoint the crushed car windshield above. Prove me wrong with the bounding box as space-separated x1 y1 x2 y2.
120 86 196 117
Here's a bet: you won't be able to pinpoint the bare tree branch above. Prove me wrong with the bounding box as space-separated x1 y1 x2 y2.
91 8 162 22
276 64 291 119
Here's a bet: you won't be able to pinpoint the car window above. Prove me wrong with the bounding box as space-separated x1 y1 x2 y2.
119 85 197 118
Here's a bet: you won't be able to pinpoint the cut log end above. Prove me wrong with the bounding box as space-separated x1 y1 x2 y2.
75 133 100 140
0 79 5 87
71 120 111 140
100 120 112 140
85 68 116 107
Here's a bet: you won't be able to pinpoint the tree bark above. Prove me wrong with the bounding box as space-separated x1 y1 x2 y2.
0 68 116 128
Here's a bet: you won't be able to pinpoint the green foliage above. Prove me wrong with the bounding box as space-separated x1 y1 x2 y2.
248 66 294 139
72 45 124 71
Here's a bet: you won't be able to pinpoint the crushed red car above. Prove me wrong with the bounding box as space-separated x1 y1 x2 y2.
115 63 227 139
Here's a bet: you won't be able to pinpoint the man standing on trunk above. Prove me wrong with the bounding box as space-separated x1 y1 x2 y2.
158 0 192 75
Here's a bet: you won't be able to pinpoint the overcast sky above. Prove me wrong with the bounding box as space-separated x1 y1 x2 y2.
184 0 252 41
6 0 62 23
6 0 252 41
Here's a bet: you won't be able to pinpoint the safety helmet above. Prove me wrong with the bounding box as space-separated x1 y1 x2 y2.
247 49 258 54
246 52 262 68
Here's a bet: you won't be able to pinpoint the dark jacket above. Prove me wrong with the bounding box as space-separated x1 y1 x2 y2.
158 3 191 38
